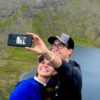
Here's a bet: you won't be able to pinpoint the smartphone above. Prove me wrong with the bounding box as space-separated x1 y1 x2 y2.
7 33 32 47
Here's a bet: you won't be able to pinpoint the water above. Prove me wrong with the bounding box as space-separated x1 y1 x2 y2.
71 46 100 100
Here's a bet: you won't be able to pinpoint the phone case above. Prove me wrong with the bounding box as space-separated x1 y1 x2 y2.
7 33 32 47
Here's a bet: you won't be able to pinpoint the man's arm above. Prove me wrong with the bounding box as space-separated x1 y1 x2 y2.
56 60 82 90
25 32 62 69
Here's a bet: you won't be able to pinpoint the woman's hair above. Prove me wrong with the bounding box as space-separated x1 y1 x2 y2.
36 55 45 76
38 55 44 63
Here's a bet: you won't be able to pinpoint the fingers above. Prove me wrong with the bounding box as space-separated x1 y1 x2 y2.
26 32 38 44
25 47 35 52
26 32 34 35
26 32 39 38
25 32 47 54
26 32 41 43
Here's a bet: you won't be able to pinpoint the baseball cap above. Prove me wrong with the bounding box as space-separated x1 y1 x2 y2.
48 33 74 49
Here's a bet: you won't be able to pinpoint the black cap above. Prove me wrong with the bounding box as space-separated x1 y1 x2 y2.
48 33 74 49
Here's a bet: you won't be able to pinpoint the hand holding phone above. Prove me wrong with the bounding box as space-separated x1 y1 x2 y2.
7 33 32 47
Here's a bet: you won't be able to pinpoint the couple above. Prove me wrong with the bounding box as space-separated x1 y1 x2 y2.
9 33 82 100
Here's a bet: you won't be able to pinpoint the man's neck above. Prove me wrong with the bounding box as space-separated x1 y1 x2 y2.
65 58 69 62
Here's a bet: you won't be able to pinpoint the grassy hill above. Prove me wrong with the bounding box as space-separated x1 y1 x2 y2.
0 0 100 99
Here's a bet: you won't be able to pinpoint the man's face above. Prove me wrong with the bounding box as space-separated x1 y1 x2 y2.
38 59 56 77
51 39 73 60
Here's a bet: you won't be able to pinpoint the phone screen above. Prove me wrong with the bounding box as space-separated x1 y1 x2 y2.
8 34 32 47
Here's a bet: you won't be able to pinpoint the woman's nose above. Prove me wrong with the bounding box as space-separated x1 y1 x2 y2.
43 63 48 67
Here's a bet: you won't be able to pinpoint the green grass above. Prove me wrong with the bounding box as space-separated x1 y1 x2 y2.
0 2 100 99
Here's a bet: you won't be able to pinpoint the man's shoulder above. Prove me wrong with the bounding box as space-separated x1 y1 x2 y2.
69 60 80 68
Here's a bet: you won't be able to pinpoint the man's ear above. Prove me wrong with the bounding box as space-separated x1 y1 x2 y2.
68 49 73 56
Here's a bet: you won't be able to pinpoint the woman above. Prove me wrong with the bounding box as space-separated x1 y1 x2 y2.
9 55 56 100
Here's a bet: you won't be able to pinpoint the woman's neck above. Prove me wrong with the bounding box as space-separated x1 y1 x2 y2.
35 75 50 86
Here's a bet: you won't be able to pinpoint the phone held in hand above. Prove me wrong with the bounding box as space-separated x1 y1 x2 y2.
7 33 32 47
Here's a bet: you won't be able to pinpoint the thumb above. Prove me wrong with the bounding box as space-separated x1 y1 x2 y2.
25 47 35 52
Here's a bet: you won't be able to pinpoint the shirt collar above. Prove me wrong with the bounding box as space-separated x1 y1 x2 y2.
34 76 47 87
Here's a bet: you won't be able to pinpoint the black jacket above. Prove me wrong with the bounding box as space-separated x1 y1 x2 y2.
47 60 82 100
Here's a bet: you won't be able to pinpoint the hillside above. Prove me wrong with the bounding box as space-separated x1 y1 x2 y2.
0 0 100 99
0 0 100 48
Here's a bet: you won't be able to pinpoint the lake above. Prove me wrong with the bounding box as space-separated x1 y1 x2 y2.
71 46 100 100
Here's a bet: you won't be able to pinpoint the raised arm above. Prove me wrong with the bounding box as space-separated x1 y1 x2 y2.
25 32 62 68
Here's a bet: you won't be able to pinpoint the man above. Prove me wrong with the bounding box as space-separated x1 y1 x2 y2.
25 32 82 100
9 55 56 100
47 33 82 100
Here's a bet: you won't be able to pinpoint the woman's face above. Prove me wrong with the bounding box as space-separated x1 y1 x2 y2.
37 59 56 78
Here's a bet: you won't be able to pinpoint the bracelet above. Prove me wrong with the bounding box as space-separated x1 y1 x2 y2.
49 52 55 63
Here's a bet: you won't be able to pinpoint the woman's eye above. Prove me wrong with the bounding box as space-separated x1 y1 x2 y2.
47 63 52 66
